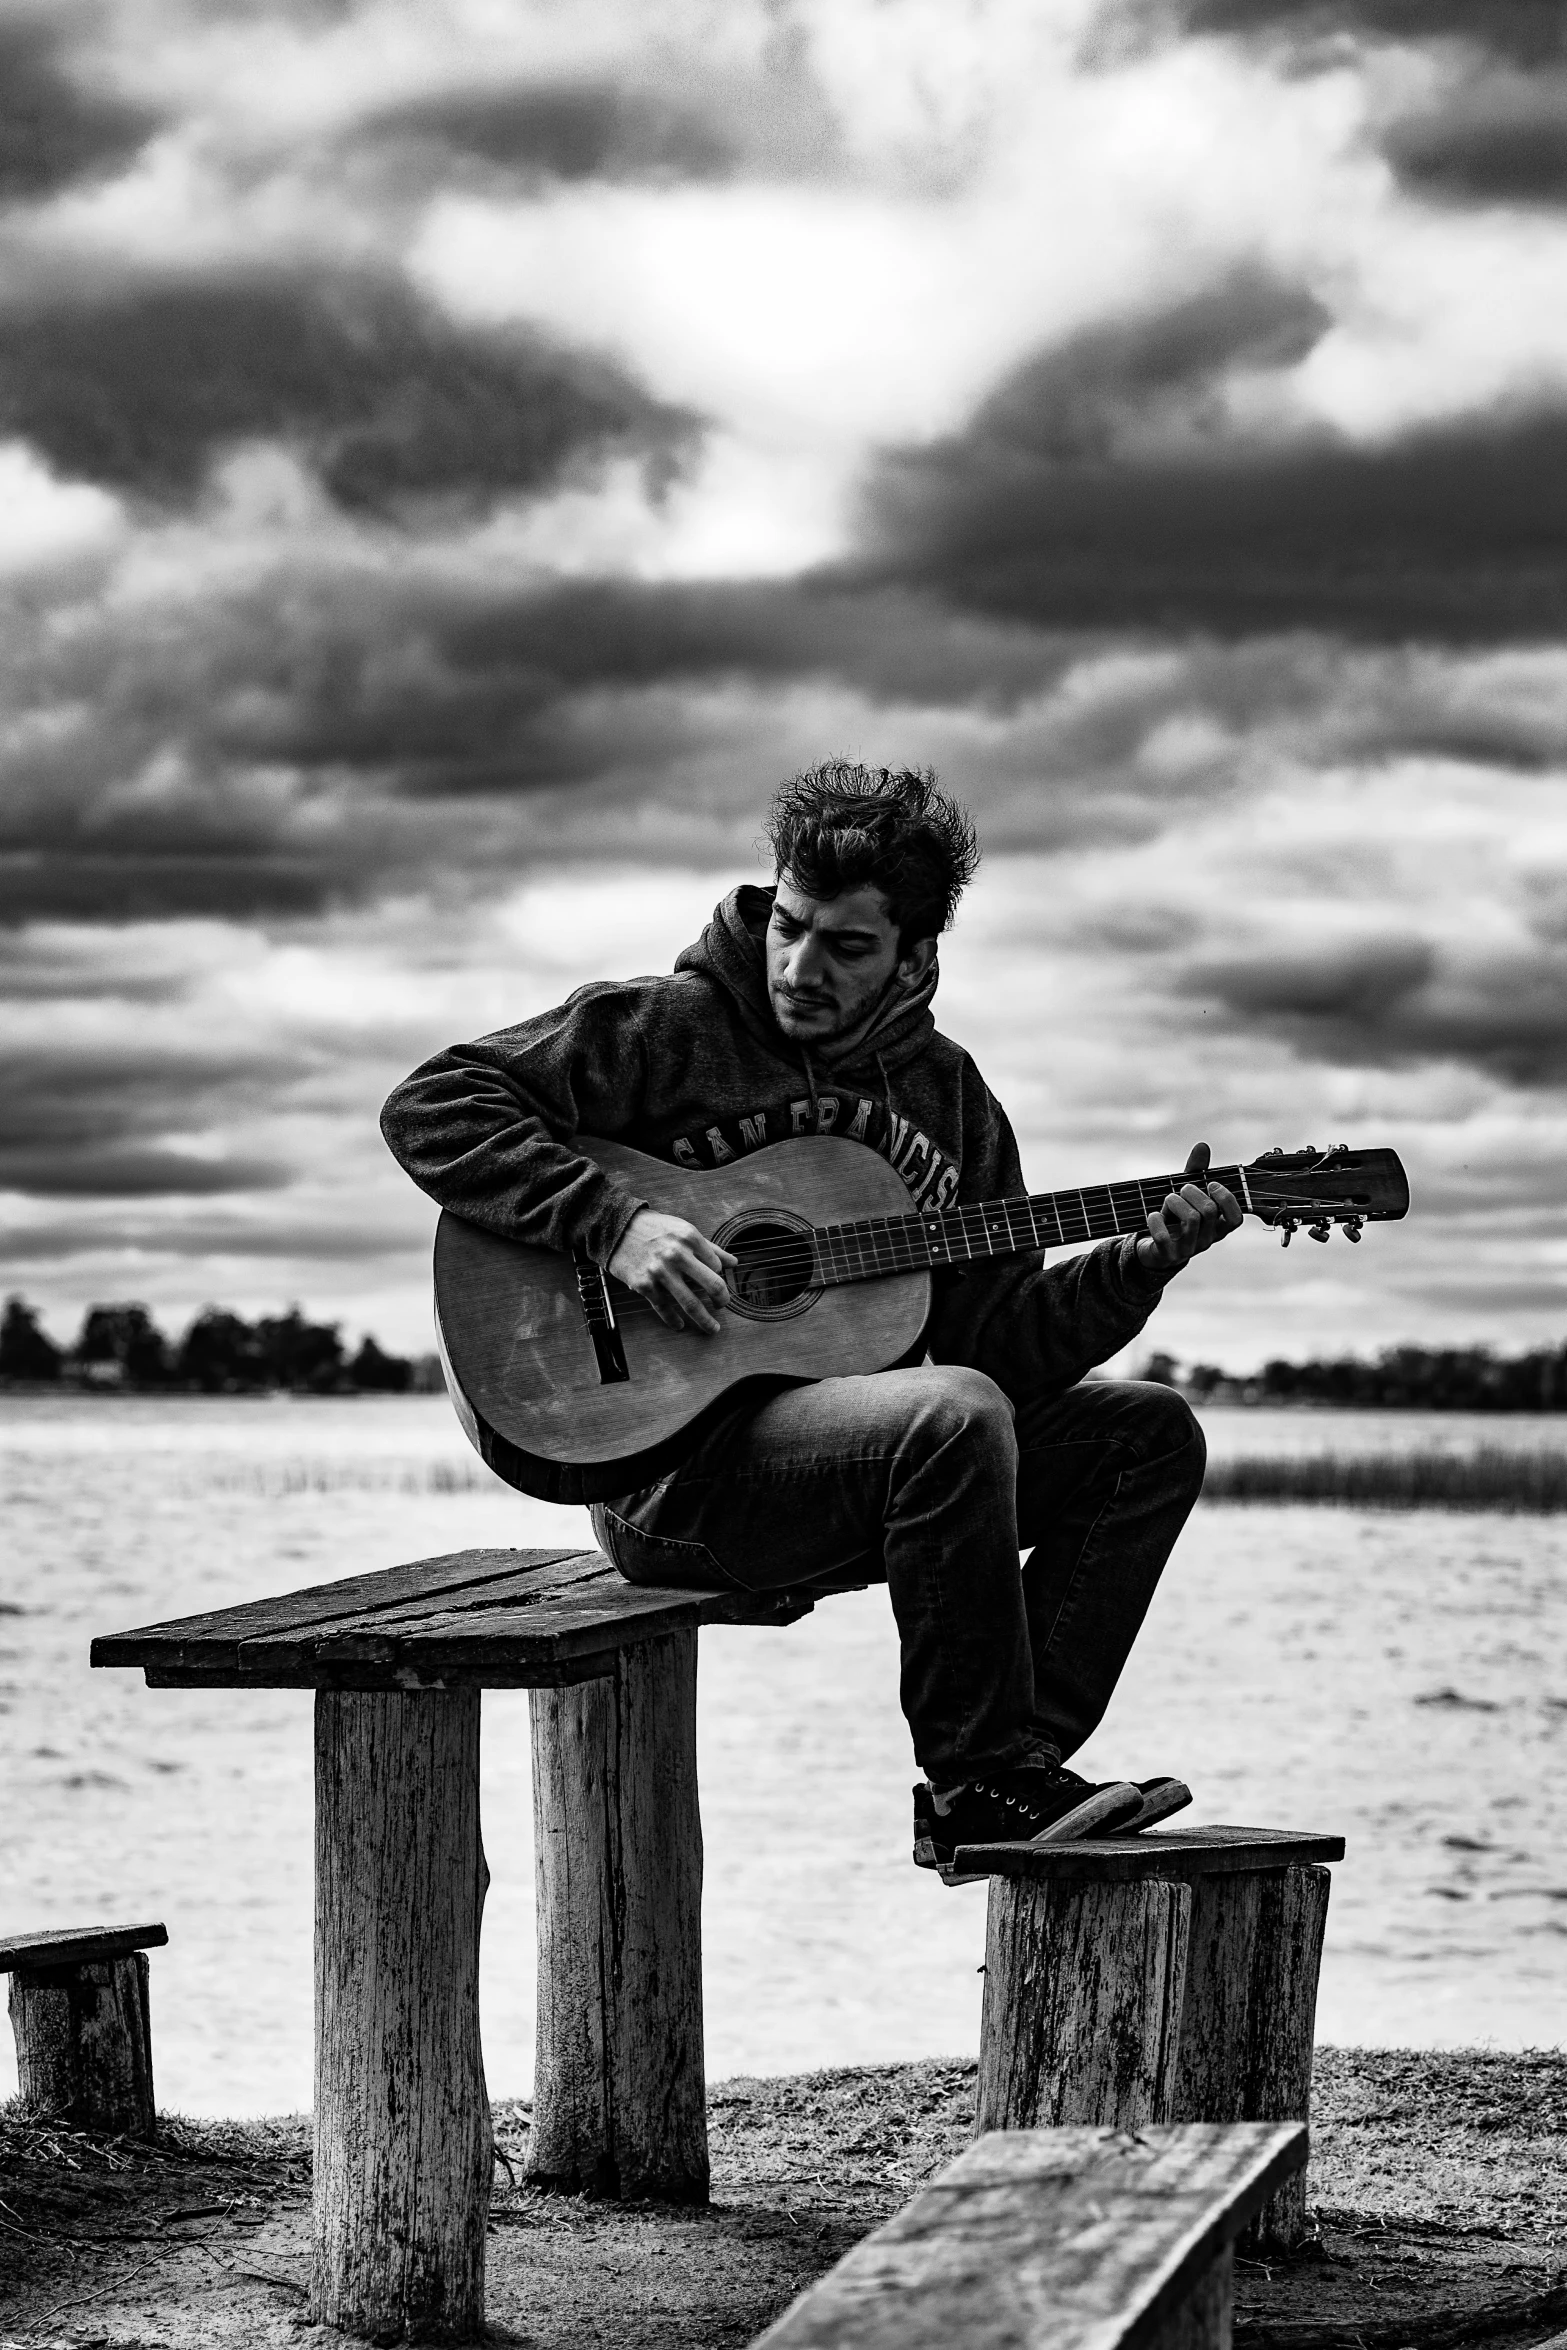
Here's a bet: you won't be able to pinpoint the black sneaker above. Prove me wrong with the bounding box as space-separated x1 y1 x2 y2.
912 1765 1142 1877
1116 1776 1193 1833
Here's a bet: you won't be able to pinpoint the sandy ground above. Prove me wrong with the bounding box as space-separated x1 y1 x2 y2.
1 2049 1564 2349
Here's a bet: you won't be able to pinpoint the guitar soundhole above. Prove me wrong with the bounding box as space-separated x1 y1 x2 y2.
714 1213 821 1322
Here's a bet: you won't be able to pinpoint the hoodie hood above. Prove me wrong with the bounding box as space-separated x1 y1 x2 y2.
675 884 940 1078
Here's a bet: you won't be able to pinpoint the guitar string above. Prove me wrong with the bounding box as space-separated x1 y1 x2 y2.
602 1187 1368 1295
593 1179 1372 1321
594 1176 1364 1288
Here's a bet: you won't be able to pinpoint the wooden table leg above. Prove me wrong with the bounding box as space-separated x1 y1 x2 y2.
975 1875 1192 2133
311 1688 491 2339
528 1627 708 2202
1171 1864 1331 2249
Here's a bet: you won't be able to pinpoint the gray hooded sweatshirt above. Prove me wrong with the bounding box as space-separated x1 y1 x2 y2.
380 884 1171 1400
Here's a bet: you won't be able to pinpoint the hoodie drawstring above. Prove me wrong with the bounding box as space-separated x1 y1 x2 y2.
875 1050 895 1156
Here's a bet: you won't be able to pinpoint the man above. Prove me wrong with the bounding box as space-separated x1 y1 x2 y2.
381 763 1241 1873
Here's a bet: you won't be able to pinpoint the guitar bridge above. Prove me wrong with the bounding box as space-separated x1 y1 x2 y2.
574 1252 629 1384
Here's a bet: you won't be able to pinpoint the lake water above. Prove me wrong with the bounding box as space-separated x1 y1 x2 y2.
2 1394 1563 2116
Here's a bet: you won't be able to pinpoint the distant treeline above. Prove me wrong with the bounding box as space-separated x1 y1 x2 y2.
0 1295 438 1396
1144 1343 1567 1412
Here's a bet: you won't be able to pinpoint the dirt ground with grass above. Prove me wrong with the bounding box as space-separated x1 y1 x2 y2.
1 2049 1564 2349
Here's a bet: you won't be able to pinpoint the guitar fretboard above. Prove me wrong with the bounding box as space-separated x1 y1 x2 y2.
806 1166 1248 1287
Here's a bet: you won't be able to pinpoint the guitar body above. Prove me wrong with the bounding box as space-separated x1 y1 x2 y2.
435 1136 932 1504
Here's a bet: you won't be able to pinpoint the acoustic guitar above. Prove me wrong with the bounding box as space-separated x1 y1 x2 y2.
433 1137 1409 1504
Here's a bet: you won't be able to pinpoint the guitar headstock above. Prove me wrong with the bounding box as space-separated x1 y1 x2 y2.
1240 1144 1410 1245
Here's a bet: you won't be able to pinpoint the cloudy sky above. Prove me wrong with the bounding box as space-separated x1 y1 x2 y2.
4 0 1566 1372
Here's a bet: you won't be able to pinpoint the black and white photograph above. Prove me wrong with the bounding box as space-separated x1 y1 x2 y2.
1 2 1564 2343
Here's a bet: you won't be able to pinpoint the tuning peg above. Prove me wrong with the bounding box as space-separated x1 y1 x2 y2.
1344 1217 1363 1243
1279 1217 1297 1247
1308 1221 1331 1243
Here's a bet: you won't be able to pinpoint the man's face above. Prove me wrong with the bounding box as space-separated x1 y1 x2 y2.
764 874 931 1044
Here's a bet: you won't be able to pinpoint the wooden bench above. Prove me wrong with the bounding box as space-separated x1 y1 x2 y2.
3 1921 166 2139
749 2120 1308 2350
91 1544 861 2340
958 1826 1343 2249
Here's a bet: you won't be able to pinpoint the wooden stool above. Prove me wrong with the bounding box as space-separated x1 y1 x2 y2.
2 1922 166 2139
965 1825 1342 2248
752 2120 1307 2350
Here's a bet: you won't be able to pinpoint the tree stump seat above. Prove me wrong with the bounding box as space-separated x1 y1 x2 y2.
2 1921 166 2139
961 1826 1344 2250
92 1544 858 2341
750 2120 1308 2350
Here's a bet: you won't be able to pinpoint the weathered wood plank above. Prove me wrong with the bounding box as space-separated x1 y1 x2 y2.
238 1553 625 1659
0 1922 167 1973
952 1826 1345 1884
252 1585 708 1667
89 1547 582 1667
97 1549 835 1688
752 2122 1307 2350
976 1878 1192 2134
142 1657 631 1692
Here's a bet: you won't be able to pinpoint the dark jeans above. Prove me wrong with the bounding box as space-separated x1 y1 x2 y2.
591 1368 1206 1787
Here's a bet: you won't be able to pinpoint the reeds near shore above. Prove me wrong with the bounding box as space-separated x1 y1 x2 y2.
1203 1445 1567 1511
211 1458 491 1496
211 1448 1567 1509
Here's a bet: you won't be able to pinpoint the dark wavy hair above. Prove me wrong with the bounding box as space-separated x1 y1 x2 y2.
765 762 980 950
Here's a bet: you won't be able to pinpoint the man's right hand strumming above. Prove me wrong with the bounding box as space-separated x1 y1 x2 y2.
608 1208 736 1335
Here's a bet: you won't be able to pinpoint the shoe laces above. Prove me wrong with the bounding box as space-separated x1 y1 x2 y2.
974 1779 1044 1823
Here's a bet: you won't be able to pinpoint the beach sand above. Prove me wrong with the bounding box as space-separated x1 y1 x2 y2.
2 2049 1564 2348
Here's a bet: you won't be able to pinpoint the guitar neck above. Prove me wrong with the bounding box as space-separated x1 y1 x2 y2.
809 1166 1248 1286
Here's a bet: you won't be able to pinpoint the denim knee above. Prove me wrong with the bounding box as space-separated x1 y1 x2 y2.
1121 1380 1207 1494
904 1365 1017 1467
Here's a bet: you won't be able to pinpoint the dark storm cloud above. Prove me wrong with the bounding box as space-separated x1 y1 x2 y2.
0 1145 287 1196
347 33 844 195
862 278 1567 640
8 551 1563 929
0 1209 414 1264
1 560 1106 922
354 82 746 186
1 1036 300 1132
0 1032 298 1197
0 852 334 926
0 14 161 203
0 268 702 513
1185 934 1567 1086
1178 1 1566 68
1383 72 1567 208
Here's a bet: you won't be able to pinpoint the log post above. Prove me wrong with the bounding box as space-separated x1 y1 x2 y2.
311 1688 491 2340
8 1953 155 2138
1171 1864 1331 2249
975 1876 1191 2134
528 1627 707 2202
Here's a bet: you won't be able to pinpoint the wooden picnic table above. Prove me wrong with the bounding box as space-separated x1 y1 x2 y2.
92 1543 852 2341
